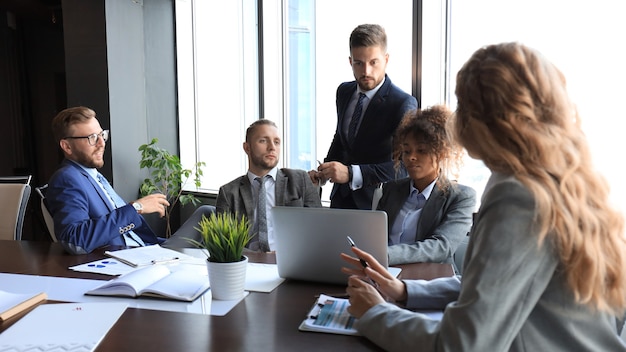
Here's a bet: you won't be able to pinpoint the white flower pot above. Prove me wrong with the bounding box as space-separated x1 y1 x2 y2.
206 256 248 300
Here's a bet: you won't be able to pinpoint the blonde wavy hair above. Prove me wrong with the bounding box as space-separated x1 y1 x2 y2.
451 42 626 313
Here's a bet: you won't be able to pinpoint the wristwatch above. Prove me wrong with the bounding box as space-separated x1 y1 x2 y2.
132 202 143 214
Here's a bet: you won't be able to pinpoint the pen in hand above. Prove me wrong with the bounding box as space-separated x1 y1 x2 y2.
346 235 368 268
316 160 327 186
346 236 378 288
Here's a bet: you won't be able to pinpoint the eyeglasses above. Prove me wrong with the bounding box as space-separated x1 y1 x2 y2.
63 130 109 146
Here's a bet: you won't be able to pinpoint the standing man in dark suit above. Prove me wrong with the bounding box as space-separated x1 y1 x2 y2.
216 119 322 252
309 24 418 209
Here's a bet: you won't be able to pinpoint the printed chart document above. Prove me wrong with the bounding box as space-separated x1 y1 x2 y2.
0 302 127 352
299 294 360 335
299 294 444 336
104 244 202 267
85 263 210 302
0 290 47 321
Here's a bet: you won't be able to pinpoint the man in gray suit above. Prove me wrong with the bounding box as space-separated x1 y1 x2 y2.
216 119 322 252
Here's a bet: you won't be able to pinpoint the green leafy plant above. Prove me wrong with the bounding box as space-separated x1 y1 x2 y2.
138 138 206 237
188 212 252 263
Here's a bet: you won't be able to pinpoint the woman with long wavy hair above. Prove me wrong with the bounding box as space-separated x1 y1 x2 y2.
340 42 626 351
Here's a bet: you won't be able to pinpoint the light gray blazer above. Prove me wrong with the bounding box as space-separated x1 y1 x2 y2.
358 173 626 351
378 178 476 266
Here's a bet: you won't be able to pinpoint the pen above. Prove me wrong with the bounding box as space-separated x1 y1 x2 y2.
346 235 378 288
346 235 368 268
151 257 180 265
316 160 327 185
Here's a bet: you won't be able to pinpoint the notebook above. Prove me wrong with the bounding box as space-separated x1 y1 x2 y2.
272 206 391 285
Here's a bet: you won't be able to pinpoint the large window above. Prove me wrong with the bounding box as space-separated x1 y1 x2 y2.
447 0 626 212
176 0 418 203
177 0 625 213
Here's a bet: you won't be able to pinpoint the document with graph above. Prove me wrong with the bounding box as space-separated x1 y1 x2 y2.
299 294 360 335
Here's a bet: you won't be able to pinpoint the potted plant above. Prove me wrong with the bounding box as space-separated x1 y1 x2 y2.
188 212 253 300
138 138 206 238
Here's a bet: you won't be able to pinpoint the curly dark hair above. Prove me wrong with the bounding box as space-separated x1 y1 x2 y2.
392 105 463 193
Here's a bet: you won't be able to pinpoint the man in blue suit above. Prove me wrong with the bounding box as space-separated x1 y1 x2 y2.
46 106 212 254
310 24 418 209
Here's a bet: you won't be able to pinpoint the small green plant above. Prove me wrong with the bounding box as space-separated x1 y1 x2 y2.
188 212 252 263
138 138 206 237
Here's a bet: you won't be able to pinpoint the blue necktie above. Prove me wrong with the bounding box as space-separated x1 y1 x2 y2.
255 176 270 252
97 173 145 247
348 93 366 142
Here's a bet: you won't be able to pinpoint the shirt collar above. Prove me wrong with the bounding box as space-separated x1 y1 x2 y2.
247 167 278 184
410 178 436 200
68 159 99 180
356 75 385 100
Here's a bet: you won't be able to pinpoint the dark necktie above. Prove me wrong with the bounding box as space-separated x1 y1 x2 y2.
96 173 145 247
255 176 270 252
348 93 366 142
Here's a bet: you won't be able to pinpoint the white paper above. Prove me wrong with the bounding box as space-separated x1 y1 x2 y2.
0 302 127 351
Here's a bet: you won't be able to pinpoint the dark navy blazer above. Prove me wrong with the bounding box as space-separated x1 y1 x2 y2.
325 75 417 209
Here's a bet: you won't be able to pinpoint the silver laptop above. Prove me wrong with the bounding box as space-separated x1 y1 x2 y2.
272 206 389 285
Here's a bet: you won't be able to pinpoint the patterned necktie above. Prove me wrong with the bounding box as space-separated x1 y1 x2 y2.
96 173 145 247
255 176 270 252
97 173 126 208
348 93 366 142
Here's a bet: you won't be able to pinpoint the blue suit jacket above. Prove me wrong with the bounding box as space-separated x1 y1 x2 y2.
46 159 159 254
325 75 418 209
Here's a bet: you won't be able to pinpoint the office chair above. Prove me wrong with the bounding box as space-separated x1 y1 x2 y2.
0 183 31 240
35 184 57 242
0 175 32 185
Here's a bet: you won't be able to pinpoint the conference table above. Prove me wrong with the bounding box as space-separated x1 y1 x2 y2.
0 240 454 351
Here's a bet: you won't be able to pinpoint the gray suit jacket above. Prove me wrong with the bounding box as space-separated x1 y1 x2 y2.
216 168 322 243
358 173 626 352
378 178 476 266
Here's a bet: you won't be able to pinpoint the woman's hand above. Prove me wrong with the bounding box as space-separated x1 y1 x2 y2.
341 246 407 302
345 275 385 318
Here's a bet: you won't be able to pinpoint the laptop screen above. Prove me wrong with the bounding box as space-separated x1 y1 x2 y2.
272 206 389 285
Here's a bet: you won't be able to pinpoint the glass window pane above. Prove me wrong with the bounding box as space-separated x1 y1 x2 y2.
448 0 626 211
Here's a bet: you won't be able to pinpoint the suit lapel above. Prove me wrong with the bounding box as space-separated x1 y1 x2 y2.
65 160 115 212
337 82 357 147
275 169 287 206
239 176 256 223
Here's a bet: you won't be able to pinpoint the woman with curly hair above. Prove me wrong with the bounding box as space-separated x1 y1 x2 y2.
341 42 626 351
376 105 476 267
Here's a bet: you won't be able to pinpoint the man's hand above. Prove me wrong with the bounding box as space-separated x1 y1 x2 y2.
317 161 350 184
135 193 170 217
